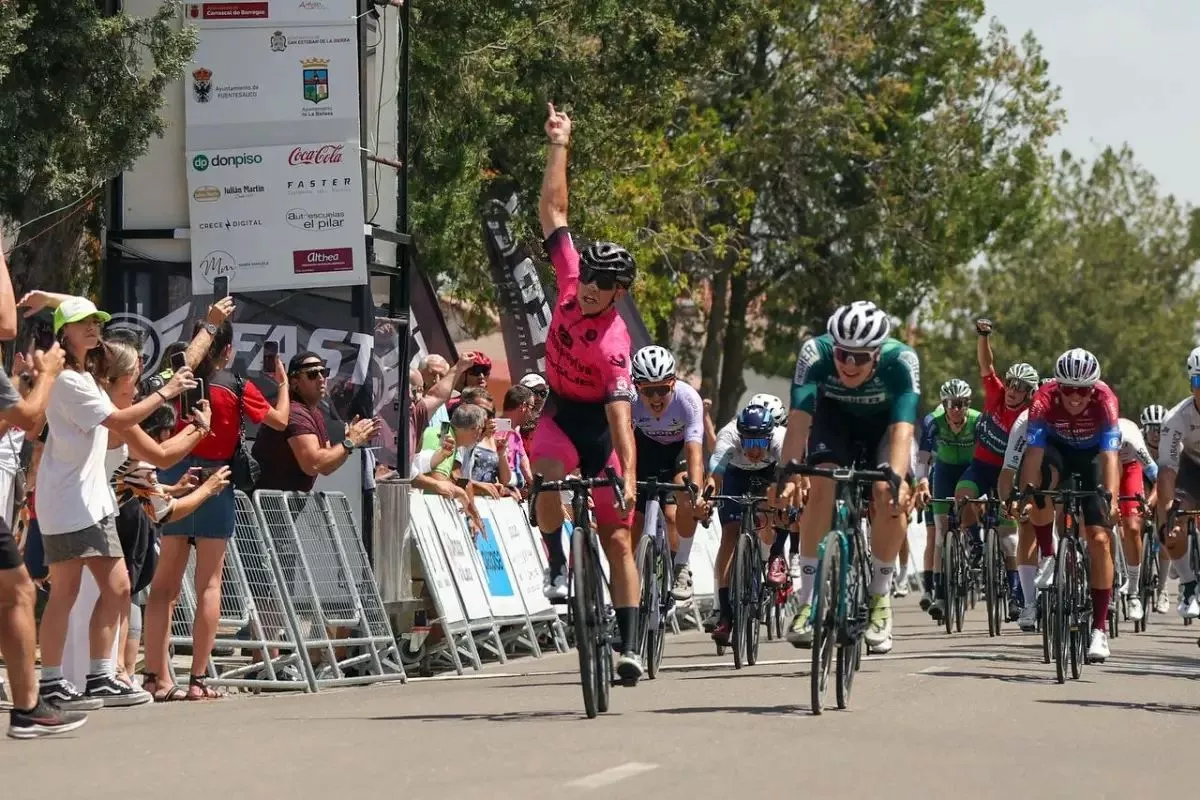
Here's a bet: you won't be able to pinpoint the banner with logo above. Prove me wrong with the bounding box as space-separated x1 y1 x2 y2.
186 140 366 293
481 189 551 378
185 1 351 28
185 23 359 149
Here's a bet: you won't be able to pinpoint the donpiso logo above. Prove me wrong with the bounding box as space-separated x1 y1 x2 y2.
193 185 220 202
286 208 345 231
193 152 264 171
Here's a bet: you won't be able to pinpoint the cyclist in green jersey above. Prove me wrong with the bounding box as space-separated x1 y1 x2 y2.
912 379 980 621
779 301 919 656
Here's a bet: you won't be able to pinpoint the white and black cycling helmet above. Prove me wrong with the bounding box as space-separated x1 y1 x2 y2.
748 393 786 426
631 345 676 384
939 378 972 402
1054 348 1101 387
1187 346 1200 377
1140 404 1166 427
827 301 891 350
579 241 636 287
1004 362 1039 391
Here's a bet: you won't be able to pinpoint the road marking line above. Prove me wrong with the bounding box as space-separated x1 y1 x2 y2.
912 665 948 675
566 762 659 790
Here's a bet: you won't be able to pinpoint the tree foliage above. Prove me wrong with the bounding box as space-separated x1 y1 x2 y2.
0 1 195 294
917 146 1200 417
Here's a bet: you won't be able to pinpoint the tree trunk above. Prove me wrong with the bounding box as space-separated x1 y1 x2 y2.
7 204 93 296
715 269 749 425
699 267 728 402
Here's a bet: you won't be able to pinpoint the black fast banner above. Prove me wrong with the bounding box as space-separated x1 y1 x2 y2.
481 186 653 376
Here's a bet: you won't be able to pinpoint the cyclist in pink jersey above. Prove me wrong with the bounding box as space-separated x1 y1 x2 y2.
532 103 644 682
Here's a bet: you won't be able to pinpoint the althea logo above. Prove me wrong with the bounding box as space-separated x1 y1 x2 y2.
192 153 264 171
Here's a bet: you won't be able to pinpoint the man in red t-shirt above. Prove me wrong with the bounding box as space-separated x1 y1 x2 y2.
253 353 381 492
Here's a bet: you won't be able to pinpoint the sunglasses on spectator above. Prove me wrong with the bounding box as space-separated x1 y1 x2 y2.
579 267 619 291
833 347 876 366
740 436 770 450
1058 385 1092 398
943 399 969 410
637 383 673 398
296 366 328 379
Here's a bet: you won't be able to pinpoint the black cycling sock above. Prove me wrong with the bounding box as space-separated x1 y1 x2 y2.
934 572 946 600
614 606 638 654
541 530 566 574
718 587 732 621
770 529 788 560
922 570 933 593
789 531 800 553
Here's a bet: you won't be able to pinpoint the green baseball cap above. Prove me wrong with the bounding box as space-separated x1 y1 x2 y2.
53 296 112 334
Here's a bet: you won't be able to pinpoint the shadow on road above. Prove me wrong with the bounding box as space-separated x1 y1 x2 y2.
675 670 806 682
924 669 1053 685
368 710 588 723
1037 698 1200 715
650 703 808 717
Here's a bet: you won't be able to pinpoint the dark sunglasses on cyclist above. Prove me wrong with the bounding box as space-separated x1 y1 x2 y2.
637 383 672 398
833 347 876 366
466 365 491 377
740 436 770 450
943 399 969 410
1005 380 1031 393
1058 384 1092 398
579 266 619 291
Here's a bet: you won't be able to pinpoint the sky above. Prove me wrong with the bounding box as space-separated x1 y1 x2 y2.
984 1 1200 206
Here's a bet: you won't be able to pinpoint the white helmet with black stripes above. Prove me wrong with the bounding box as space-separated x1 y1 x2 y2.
939 378 972 402
1054 348 1101 387
631 345 676 383
1140 404 1166 427
748 393 786 426
827 301 891 350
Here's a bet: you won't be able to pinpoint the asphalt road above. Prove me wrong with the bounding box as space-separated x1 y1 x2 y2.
6 596 1200 798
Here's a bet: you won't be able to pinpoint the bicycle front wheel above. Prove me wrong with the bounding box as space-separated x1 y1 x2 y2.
836 539 865 709
731 532 752 670
954 534 968 633
942 535 956 635
1053 538 1071 684
984 528 1000 637
810 532 839 715
635 535 654 673
1136 531 1155 633
571 526 600 718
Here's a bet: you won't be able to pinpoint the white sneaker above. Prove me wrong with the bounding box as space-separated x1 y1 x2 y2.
1034 556 1056 590
788 553 802 578
893 576 909 598
1017 604 1038 632
1155 589 1171 614
1178 594 1200 620
865 594 893 653
1087 629 1110 662
542 568 568 600
616 652 644 683
1127 597 1144 622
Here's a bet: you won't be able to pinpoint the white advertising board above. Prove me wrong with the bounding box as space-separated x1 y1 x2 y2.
186 0 357 28
185 23 359 149
185 140 366 292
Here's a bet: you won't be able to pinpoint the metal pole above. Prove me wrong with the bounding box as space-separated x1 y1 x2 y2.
394 0 414 475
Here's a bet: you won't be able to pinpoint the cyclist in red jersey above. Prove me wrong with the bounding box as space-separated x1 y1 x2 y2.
532 103 643 682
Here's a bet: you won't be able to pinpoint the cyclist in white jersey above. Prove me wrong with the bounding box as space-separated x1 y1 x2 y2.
1115 417 1157 622
1154 345 1200 619
998 408 1045 631
1141 403 1173 613
630 346 709 601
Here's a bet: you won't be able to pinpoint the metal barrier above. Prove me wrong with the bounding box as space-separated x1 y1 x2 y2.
161 489 403 693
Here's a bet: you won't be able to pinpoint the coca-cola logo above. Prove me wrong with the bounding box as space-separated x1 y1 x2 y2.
288 144 344 166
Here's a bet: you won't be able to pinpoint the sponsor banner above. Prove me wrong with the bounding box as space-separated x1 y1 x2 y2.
185 23 358 138
185 0 353 27
479 186 655 378
185 141 366 292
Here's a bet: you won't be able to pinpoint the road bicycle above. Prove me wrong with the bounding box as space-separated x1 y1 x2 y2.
957 496 1010 637
780 461 895 715
764 525 797 641
1131 503 1158 634
1022 482 1109 683
634 478 696 679
706 487 773 669
529 467 627 719
1162 501 1200 632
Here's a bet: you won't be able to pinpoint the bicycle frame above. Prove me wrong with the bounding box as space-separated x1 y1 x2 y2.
635 478 694 678
707 489 772 668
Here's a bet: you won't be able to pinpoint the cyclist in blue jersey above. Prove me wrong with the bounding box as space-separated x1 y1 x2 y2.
630 345 709 602
704 404 782 643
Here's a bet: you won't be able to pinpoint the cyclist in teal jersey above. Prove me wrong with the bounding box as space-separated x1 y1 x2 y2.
779 301 919 656
913 379 980 621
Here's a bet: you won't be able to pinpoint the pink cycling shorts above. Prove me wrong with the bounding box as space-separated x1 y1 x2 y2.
530 415 633 528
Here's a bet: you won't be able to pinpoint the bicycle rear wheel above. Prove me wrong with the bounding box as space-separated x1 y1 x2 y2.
984 528 1000 637
1136 531 1155 633
650 550 668 678
1040 591 1051 664
810 532 839 715
1072 543 1088 677
635 535 654 674
836 541 865 710
1188 523 1200 627
1053 539 1070 684
571 527 600 718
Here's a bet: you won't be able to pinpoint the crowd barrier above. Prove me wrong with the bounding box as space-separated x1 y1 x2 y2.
164 490 405 692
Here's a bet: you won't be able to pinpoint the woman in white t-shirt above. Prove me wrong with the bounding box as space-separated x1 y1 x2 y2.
24 294 195 710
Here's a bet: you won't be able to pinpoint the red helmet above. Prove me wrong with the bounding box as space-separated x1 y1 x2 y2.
468 352 493 371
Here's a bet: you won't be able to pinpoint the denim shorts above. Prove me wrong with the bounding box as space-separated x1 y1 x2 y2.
159 456 235 540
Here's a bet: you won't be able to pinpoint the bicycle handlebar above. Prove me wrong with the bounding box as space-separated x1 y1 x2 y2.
635 479 698 505
528 466 627 528
777 459 900 503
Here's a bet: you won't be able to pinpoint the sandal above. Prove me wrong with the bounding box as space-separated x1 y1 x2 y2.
143 672 187 702
186 674 221 700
